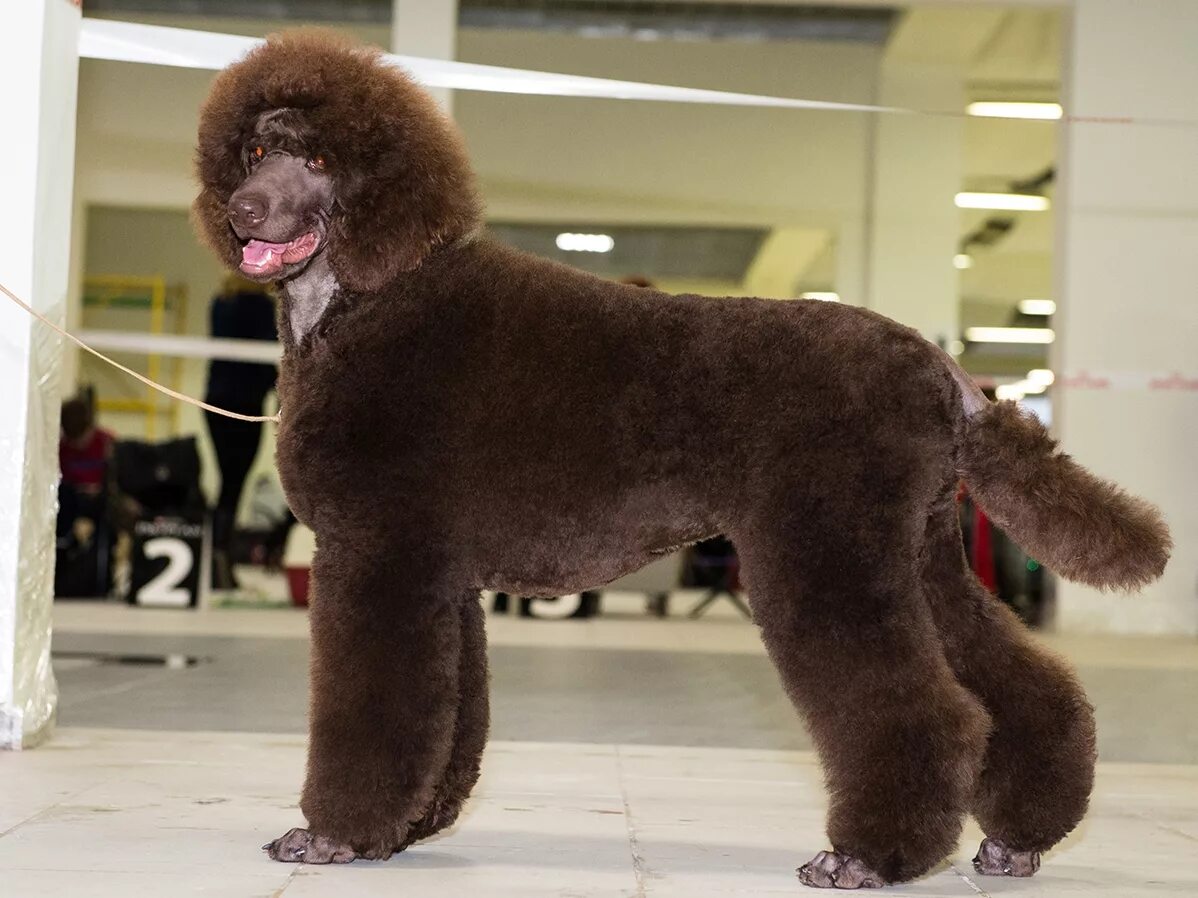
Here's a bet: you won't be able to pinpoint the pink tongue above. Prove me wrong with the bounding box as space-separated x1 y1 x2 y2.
242 239 287 269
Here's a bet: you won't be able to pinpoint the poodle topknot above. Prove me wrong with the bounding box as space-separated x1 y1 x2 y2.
194 30 481 293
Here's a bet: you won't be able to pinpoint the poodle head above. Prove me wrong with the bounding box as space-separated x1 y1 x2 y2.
194 29 482 293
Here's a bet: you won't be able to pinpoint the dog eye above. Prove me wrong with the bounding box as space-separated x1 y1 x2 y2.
307 155 327 172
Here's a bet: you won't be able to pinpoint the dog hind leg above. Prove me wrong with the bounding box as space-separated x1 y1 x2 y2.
920 496 1096 876
736 493 992 888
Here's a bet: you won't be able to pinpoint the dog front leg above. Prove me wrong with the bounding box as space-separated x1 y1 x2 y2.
264 540 465 862
401 595 490 847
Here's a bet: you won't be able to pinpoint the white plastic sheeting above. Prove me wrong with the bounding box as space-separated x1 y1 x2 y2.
0 0 80 750
1 304 63 750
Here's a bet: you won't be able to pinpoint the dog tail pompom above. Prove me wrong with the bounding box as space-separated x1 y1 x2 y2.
957 401 1171 592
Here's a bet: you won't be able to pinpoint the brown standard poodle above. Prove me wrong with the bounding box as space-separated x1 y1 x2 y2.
193 31 1171 889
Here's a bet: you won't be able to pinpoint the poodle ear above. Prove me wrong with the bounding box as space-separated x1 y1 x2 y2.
325 97 481 294
191 185 242 271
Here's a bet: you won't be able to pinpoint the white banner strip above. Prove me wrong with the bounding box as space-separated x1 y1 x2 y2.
77 18 916 117
76 329 282 364
79 19 1198 127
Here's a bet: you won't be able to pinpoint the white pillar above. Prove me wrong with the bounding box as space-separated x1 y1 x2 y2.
391 0 458 114
865 60 964 346
1054 0 1198 635
0 0 81 749
61 195 87 397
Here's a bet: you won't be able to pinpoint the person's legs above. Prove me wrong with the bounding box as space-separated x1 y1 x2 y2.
204 410 263 587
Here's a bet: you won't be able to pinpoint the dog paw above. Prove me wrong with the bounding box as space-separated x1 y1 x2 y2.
797 850 884 889
262 827 355 864
972 837 1041 877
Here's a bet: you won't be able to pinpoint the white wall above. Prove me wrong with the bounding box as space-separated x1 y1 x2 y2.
1054 0 1198 635
456 29 878 230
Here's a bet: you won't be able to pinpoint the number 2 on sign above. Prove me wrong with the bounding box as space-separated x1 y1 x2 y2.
138 537 195 607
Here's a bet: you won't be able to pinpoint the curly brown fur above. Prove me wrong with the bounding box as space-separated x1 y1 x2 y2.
194 29 1169 885
959 401 1171 591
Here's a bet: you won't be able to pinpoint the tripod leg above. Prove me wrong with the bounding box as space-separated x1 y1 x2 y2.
726 590 752 619
688 588 721 618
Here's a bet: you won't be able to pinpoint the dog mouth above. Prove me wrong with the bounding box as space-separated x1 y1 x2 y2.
239 231 321 277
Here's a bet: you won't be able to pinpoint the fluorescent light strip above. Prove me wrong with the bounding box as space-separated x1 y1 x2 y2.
967 102 1063 121
965 327 1055 345
953 254 974 270
799 292 840 302
956 192 1050 212
1018 298 1056 316
555 233 614 253
77 19 910 113
1026 368 1055 386
997 376 1048 401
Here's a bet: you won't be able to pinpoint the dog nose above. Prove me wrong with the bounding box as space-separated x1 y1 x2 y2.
228 195 268 229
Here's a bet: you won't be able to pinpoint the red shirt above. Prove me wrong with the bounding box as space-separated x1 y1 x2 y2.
60 428 114 489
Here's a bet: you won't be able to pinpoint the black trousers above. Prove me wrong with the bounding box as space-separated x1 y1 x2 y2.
204 408 263 551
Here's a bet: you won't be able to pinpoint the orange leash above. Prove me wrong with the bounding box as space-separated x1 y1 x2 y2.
0 279 280 424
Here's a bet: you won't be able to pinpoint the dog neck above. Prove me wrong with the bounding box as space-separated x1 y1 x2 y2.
280 250 338 345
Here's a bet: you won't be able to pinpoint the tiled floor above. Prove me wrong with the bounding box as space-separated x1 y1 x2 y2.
3 730 1197 897
1 602 1196 896
47 602 1198 763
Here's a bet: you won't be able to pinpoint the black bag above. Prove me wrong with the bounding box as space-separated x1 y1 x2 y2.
114 436 205 516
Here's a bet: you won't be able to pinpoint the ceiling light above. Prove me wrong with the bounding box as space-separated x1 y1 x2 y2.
967 102 1063 121
1027 368 1055 386
953 254 974 270
998 377 1046 399
1018 298 1056 316
800 292 840 302
956 192 1050 212
964 327 1056 345
556 232 614 253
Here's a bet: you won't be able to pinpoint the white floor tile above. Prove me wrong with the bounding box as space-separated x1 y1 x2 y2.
0 868 291 898
3 729 1196 896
